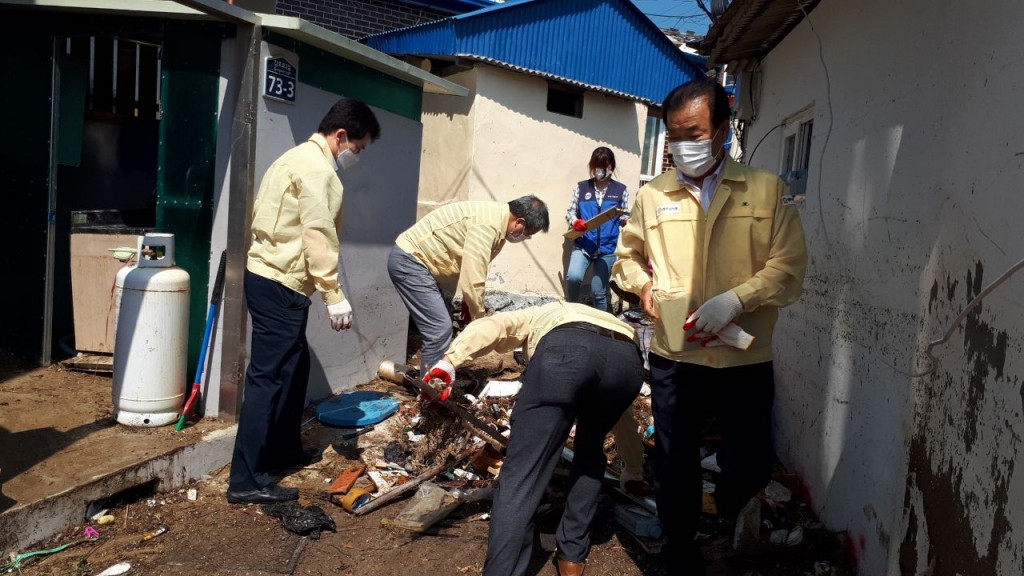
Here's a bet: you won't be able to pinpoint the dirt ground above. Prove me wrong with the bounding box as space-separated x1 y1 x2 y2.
3 343 854 576
0 349 226 513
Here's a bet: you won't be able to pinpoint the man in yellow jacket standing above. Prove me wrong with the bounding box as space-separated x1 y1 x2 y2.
388 197 549 373
613 79 807 572
227 99 380 504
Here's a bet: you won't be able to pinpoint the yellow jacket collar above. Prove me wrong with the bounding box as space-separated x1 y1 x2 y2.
309 133 336 167
719 156 748 183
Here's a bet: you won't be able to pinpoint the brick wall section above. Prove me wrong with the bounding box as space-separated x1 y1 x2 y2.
276 0 450 41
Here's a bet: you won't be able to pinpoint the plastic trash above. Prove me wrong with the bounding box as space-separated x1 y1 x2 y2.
261 501 337 539
384 441 407 465
700 453 721 473
478 380 522 401
96 563 132 576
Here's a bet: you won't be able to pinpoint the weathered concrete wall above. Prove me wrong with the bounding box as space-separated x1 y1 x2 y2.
206 41 420 415
417 67 477 217
742 1 1024 573
468 65 645 296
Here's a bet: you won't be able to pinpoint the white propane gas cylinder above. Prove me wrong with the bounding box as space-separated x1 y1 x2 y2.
112 233 190 427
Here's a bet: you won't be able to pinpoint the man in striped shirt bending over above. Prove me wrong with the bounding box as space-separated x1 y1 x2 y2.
388 196 549 373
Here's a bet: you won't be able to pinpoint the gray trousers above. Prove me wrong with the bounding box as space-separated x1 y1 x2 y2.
483 325 644 576
387 245 453 372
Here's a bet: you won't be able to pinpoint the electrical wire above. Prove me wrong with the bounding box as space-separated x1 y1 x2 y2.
744 122 785 164
790 0 1023 380
908 256 1024 378
796 0 834 247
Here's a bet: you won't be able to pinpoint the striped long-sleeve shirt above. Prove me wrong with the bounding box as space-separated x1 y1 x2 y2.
395 201 509 318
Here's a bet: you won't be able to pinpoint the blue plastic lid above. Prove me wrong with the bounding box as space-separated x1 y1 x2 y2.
316 390 400 427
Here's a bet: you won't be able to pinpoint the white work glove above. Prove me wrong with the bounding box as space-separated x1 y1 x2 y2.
689 322 755 350
685 291 742 335
327 299 353 331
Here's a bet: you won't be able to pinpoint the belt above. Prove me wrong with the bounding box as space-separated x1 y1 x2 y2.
560 322 634 344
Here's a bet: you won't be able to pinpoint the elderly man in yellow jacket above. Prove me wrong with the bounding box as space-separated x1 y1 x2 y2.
422 301 644 576
613 79 807 572
227 99 380 505
388 197 549 373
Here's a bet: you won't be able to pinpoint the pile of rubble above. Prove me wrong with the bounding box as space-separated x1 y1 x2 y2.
285 324 850 574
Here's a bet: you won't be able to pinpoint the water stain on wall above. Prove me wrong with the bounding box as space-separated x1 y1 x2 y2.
899 261 1014 575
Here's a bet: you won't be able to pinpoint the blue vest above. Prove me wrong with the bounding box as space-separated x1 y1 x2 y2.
574 179 627 256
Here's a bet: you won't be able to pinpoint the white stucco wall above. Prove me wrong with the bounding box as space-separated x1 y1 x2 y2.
418 68 476 216
741 1 1024 574
206 40 421 415
468 65 646 296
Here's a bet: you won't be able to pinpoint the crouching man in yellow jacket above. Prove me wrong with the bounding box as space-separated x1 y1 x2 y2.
423 301 644 576
614 79 807 572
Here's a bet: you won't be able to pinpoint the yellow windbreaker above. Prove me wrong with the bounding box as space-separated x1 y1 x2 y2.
445 300 636 366
613 158 807 367
247 133 345 305
445 300 643 472
395 201 510 319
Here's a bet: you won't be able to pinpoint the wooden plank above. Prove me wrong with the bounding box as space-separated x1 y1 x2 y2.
62 353 114 373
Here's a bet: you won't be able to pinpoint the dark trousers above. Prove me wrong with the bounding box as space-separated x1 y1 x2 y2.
648 355 775 572
483 326 644 576
229 271 311 492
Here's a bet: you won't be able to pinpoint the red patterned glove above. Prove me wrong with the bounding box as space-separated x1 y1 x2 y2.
571 219 587 232
421 359 455 401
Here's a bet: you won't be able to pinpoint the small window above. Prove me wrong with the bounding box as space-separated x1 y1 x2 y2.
780 106 814 197
781 106 814 175
798 120 813 171
782 134 796 174
547 84 583 118
640 115 665 181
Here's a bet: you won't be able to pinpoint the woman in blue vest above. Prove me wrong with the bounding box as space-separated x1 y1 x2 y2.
565 147 630 312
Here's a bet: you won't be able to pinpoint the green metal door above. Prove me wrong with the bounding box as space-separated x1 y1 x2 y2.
156 22 224 383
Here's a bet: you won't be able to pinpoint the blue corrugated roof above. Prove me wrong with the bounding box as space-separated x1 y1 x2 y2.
364 0 707 104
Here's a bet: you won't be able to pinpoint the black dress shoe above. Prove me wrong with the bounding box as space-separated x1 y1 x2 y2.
269 449 324 470
226 484 299 504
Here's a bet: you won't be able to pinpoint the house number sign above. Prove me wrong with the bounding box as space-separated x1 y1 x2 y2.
264 56 297 104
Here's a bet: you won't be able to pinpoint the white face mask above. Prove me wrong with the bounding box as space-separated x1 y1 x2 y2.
335 135 360 171
669 128 722 177
593 168 610 181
